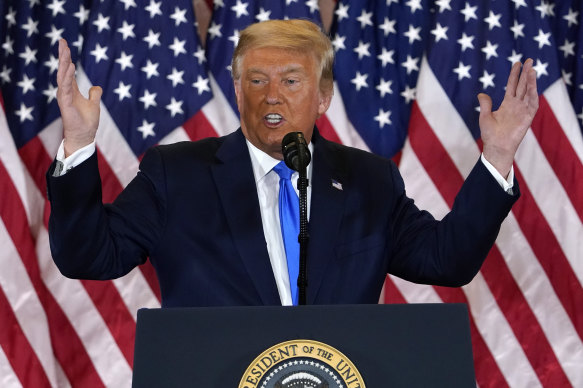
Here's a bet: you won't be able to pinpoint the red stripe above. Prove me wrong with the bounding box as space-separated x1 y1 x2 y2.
409 102 570 385
17 136 52 196
0 286 52 387
531 96 583 223
512 167 583 340
316 114 342 144
382 277 407 304
183 110 221 141
0 161 104 387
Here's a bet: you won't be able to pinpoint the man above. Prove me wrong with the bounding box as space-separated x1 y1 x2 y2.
48 20 538 307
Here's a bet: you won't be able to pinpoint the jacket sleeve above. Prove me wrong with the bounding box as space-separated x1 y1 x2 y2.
46 147 167 280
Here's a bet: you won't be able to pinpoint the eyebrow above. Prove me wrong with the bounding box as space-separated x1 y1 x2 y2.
246 64 307 76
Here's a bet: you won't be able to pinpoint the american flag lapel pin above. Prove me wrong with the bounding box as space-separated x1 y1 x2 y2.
331 179 343 191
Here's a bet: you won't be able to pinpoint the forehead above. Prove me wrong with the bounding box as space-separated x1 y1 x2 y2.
241 47 317 75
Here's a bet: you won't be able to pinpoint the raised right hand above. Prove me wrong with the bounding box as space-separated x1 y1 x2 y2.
56 39 103 157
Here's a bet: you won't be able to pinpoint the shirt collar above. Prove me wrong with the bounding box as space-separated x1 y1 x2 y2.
246 138 314 184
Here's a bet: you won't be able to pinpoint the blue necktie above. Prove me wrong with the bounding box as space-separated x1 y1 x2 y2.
273 161 299 305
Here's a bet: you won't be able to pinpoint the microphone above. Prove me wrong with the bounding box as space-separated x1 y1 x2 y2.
282 132 311 171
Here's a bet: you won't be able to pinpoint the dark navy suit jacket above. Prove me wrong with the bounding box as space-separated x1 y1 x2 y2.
47 128 518 307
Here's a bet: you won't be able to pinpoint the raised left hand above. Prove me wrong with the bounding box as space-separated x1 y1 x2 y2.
478 59 539 178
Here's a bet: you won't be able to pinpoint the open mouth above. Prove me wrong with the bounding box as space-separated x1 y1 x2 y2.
264 113 284 126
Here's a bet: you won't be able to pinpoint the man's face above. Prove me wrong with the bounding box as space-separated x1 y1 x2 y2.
234 47 332 160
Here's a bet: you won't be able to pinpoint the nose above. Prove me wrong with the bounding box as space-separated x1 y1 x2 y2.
265 82 281 104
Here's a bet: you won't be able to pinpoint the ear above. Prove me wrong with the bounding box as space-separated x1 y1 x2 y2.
317 91 332 116
233 79 242 108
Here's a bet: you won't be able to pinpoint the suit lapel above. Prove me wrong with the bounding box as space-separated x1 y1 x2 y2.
211 130 281 305
306 131 347 304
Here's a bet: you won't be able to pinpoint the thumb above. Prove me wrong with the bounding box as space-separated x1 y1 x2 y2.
477 93 492 116
88 86 103 103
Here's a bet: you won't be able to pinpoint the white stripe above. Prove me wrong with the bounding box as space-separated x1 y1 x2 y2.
543 80 583 164
0 346 22 388
36 229 132 387
37 117 64 158
515 130 583 284
76 67 139 187
112 268 160 321
158 126 191 145
0 219 57 387
325 82 370 151
203 74 240 137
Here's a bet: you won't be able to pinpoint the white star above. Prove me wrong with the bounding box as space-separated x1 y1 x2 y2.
17 74 35 94
536 1 555 18
457 33 474 52
256 7 271 22
117 21 136 41
22 17 39 37
119 0 137 10
44 54 59 74
356 10 373 29
19 46 38 65
510 21 525 39
43 83 58 103
577 107 583 126
0 66 11 84
137 120 156 139
207 22 222 39
484 11 502 30
507 50 523 65
404 24 422 44
353 41 371 60
228 30 240 47
170 7 188 26
90 43 108 63
405 0 423 13
215 0 224 7
374 109 392 129
166 97 184 117
15 103 34 123
453 61 471 80
47 0 66 17
335 3 349 22
167 67 184 87
139 90 158 110
533 29 551 49
479 70 495 89
93 13 110 33
74 5 90 25
376 78 393 97
72 34 84 53
378 17 396 37
401 85 416 103
332 35 346 51
460 2 477 22
192 75 210 95
511 0 527 9
193 46 206 64
563 8 579 27
559 39 575 58
286 0 298 4
141 60 159 79
5 7 17 28
351 71 368 91
481 41 498 60
377 47 394 67
561 70 572 86
435 0 451 13
2 37 14 55
305 0 319 13
401 55 419 74
145 0 163 18
113 81 132 101
169 37 187 57
115 51 134 71
386 0 399 5
45 25 64 45
533 60 548 78
431 23 448 42
231 0 249 18
143 29 161 49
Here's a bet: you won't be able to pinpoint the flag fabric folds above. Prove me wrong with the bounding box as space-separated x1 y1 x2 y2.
1 0 582 387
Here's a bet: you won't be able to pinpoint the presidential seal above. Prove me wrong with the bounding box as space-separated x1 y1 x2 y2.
239 339 365 388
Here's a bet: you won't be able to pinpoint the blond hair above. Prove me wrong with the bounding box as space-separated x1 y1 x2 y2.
231 19 334 95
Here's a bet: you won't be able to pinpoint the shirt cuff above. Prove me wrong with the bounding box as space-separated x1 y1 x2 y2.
54 140 96 177
480 153 514 194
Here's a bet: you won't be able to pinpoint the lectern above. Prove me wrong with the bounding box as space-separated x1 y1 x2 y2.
132 304 475 387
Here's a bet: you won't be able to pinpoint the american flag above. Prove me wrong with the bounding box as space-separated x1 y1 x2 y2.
0 1 582 387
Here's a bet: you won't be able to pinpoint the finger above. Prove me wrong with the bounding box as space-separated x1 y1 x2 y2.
477 93 492 116
88 86 103 104
57 39 71 87
504 61 522 98
515 58 533 100
525 63 539 113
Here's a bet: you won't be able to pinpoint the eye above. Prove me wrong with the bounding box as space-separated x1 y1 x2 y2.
286 79 298 85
